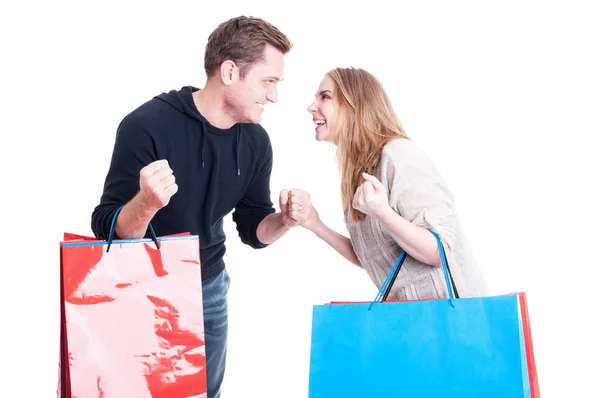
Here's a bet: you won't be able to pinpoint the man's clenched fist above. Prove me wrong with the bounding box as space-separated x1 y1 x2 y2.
138 159 178 211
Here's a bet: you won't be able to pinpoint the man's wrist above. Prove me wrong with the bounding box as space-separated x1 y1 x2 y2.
130 193 160 221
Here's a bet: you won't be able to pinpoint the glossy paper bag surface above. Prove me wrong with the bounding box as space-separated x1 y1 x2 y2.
59 235 206 398
308 294 532 398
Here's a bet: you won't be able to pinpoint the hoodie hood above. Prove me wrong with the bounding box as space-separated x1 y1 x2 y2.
155 86 242 175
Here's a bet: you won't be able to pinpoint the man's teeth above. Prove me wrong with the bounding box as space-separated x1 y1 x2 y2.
256 103 265 109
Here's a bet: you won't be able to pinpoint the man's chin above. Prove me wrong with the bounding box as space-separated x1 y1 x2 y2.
247 114 262 124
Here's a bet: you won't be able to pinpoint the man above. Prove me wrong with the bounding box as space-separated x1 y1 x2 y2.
91 16 312 397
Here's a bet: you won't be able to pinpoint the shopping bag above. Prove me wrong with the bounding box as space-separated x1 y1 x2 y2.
58 207 207 398
308 231 540 398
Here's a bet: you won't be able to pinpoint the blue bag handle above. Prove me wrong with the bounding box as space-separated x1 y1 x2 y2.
106 205 160 252
369 230 458 309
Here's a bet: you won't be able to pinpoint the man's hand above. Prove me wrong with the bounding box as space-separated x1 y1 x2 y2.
138 160 178 211
279 188 317 228
256 188 319 245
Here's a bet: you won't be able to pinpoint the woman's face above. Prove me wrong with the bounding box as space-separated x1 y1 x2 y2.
307 75 339 143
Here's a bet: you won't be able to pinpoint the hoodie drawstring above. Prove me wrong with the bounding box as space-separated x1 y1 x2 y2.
200 123 207 169
235 125 241 176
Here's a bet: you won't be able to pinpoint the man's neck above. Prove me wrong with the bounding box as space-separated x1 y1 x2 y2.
192 83 236 129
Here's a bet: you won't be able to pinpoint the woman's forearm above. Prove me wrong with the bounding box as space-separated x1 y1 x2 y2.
309 220 362 267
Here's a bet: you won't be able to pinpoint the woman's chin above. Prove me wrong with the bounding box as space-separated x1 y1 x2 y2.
315 132 329 142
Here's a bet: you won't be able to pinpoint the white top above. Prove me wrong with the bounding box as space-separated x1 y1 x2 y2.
345 138 489 300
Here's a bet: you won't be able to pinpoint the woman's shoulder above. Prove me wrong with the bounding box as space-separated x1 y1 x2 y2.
381 138 434 168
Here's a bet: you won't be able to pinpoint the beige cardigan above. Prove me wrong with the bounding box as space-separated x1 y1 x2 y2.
345 138 489 300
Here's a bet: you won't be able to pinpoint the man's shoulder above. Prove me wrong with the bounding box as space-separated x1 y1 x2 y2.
116 95 181 139
241 122 269 137
240 123 272 151
122 96 173 124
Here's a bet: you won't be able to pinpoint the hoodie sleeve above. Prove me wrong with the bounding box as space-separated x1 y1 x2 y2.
232 141 276 249
91 115 157 240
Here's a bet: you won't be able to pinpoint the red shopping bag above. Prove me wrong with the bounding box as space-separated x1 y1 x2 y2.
518 292 541 398
58 227 206 398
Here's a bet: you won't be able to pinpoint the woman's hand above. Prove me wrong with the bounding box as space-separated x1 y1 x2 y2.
352 173 392 221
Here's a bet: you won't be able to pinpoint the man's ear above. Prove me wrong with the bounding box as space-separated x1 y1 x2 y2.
220 60 239 86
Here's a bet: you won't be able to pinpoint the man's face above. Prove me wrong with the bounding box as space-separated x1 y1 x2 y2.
225 45 284 124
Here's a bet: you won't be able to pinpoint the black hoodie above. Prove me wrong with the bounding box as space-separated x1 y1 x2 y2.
91 86 276 280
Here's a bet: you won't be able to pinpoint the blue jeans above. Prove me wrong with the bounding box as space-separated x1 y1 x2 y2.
202 269 230 398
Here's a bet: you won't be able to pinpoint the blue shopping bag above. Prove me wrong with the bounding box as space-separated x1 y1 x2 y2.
308 231 535 398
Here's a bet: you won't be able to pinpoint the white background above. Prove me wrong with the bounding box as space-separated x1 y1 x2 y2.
2 1 599 397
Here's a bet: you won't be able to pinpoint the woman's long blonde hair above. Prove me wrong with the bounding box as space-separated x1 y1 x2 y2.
328 67 409 223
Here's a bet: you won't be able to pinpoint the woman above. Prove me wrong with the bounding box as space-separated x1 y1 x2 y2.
302 67 489 300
